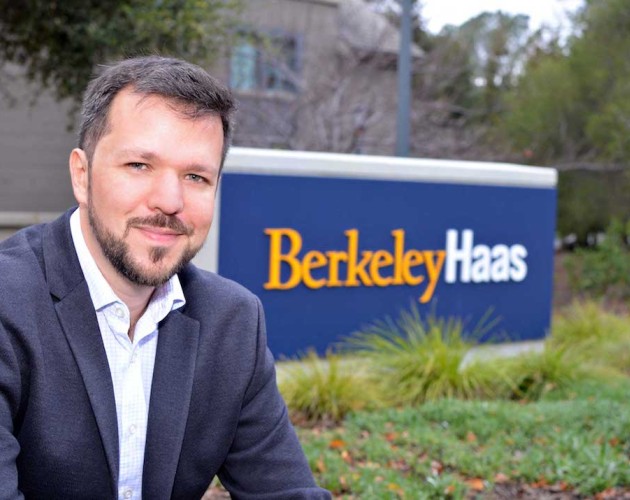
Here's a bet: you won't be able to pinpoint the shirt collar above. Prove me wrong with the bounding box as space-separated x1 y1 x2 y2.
69 207 186 314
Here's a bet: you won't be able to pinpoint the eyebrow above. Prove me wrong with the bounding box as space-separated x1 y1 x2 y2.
117 148 159 162
116 148 216 173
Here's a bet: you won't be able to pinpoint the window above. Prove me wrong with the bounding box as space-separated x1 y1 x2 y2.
230 32 301 93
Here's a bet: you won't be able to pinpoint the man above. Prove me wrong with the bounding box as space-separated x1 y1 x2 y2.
0 56 330 499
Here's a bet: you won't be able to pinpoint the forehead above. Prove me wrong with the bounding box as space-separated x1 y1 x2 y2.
92 88 224 169
108 87 213 124
101 88 223 146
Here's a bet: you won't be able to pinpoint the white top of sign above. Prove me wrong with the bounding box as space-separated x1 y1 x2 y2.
223 147 557 188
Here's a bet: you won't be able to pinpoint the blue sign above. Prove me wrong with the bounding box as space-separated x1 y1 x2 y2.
217 158 556 358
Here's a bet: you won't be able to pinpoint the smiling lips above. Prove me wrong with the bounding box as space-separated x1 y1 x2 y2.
135 225 186 245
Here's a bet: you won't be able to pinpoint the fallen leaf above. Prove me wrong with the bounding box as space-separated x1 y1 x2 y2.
531 477 549 488
466 478 484 491
385 432 399 442
316 457 326 473
388 458 410 471
595 488 619 500
341 450 353 464
328 439 346 449
430 460 444 476
494 473 509 484
466 431 477 443
444 485 456 495
609 437 620 447
387 482 403 492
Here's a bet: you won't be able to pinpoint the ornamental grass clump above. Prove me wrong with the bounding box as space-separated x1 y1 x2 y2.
345 306 508 405
278 350 380 425
549 300 630 376
497 343 586 401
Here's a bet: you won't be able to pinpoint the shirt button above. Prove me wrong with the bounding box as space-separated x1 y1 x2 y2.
129 424 137 435
123 489 133 499
115 307 125 319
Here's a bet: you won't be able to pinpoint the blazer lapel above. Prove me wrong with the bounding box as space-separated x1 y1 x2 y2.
43 211 120 492
55 288 120 489
142 310 200 499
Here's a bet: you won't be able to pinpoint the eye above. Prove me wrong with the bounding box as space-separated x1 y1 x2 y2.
186 173 208 184
127 162 147 170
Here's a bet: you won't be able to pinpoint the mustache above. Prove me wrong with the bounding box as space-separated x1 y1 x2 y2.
126 214 193 236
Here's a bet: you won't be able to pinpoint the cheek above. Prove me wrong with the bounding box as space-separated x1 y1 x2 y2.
186 193 216 229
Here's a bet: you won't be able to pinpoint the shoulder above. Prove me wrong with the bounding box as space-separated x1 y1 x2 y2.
177 264 261 318
0 223 47 332
0 224 47 285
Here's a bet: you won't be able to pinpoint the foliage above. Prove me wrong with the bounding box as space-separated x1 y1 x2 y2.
502 54 585 163
277 351 380 425
557 169 630 243
300 377 630 497
495 344 585 401
0 0 241 104
418 11 533 122
453 11 531 117
565 219 630 300
503 0 630 164
291 302 630 496
345 306 507 405
550 300 630 375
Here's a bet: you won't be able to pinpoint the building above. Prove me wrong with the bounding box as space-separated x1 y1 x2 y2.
0 0 417 236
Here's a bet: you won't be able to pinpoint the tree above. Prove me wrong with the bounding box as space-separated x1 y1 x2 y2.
503 0 630 166
0 0 240 104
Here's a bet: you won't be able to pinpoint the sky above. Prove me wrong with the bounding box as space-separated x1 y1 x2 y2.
420 0 585 34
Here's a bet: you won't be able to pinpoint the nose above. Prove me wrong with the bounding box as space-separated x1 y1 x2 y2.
147 171 184 215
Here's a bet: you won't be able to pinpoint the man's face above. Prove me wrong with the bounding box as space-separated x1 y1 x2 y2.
74 88 224 287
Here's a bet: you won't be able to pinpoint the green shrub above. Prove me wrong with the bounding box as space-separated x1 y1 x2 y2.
551 300 629 346
497 344 585 400
565 219 630 300
277 350 380 424
549 300 630 375
344 306 509 405
557 169 630 245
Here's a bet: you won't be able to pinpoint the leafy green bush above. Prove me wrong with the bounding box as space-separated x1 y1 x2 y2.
277 351 380 424
565 219 630 300
344 306 509 405
557 170 630 245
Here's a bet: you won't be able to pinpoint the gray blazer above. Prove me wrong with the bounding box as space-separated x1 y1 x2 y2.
0 210 329 499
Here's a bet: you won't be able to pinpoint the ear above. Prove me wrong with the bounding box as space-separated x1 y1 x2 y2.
69 148 89 206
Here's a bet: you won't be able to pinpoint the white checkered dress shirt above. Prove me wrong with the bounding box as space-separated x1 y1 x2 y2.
70 209 185 500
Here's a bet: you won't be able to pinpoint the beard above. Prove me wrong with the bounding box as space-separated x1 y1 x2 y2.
87 200 200 287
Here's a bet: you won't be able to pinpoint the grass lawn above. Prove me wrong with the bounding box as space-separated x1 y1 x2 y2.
298 377 630 498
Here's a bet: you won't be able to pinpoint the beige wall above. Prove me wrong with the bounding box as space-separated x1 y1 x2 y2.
0 65 77 212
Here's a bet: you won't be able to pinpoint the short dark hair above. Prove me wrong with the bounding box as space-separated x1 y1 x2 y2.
79 55 235 171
